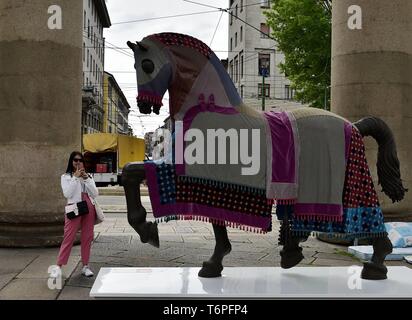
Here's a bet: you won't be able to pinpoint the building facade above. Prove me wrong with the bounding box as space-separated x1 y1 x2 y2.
82 0 111 134
228 0 295 108
103 72 133 135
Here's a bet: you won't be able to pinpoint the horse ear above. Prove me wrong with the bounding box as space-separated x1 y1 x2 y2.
127 41 136 52
136 41 148 52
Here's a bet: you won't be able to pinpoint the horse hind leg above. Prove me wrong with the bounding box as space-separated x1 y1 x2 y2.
198 223 232 278
122 162 159 248
278 209 306 269
361 235 393 280
280 236 306 269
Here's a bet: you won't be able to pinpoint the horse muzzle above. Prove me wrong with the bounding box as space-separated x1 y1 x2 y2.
137 92 163 115
137 101 161 115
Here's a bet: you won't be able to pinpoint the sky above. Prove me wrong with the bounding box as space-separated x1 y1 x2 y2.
104 0 230 137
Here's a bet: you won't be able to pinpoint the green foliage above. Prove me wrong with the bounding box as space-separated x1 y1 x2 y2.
265 0 331 109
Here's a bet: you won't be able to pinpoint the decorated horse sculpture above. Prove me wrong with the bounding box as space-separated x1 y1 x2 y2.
123 32 407 280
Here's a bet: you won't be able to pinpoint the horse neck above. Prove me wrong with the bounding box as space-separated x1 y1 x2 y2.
168 51 243 119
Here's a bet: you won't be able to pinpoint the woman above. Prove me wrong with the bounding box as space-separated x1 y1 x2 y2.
55 151 98 277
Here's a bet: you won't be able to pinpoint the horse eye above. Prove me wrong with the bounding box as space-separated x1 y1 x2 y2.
141 59 154 74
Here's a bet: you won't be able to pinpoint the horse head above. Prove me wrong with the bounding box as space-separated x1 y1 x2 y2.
128 33 241 119
127 38 173 115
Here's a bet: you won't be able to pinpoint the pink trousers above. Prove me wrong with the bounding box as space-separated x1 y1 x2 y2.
57 193 96 266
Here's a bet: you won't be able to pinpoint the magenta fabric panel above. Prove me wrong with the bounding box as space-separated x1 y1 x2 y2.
264 111 296 184
344 121 353 162
294 203 344 222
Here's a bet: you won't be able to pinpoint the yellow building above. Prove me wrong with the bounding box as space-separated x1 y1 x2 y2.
103 71 133 135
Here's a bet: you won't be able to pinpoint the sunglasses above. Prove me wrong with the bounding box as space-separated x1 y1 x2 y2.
73 158 84 163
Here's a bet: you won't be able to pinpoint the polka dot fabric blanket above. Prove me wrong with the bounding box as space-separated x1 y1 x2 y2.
144 162 273 233
278 126 387 240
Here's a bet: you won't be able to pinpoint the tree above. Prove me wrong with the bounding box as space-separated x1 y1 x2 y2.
265 0 331 109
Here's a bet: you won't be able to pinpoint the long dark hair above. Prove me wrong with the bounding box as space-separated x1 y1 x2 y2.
66 151 85 177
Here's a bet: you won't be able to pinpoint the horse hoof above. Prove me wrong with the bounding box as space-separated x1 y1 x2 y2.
147 222 160 248
138 222 160 248
198 261 223 278
280 249 304 269
361 262 388 280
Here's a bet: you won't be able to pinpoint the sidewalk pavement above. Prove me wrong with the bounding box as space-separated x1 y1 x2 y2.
97 185 148 196
0 200 410 299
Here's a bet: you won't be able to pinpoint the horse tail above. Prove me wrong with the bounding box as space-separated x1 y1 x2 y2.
353 116 407 203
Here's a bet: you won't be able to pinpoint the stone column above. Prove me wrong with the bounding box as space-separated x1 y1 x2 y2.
331 0 412 221
0 0 83 246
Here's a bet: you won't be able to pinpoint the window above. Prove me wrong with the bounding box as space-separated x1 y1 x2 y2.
230 8 233 25
240 50 244 78
258 84 270 98
235 5 238 17
87 49 89 67
285 85 295 100
84 11 86 29
240 85 244 98
261 0 270 8
88 0 90 8
235 32 237 47
230 38 233 51
88 20 90 38
240 26 243 42
83 42 85 61
258 53 270 76
234 55 238 82
260 23 270 38
240 0 243 12
229 60 233 80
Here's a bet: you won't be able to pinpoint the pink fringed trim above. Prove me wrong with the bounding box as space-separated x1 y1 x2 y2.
275 199 297 205
137 92 163 106
155 215 269 234
293 214 343 223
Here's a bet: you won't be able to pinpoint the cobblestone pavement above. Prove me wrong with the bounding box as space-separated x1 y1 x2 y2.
0 196 410 299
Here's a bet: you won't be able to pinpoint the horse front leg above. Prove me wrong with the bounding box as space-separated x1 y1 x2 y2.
361 236 393 280
122 162 159 248
198 223 232 278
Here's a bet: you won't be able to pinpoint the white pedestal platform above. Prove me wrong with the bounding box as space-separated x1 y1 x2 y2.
90 266 412 298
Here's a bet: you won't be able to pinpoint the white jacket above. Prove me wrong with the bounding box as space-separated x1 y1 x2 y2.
61 173 99 204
